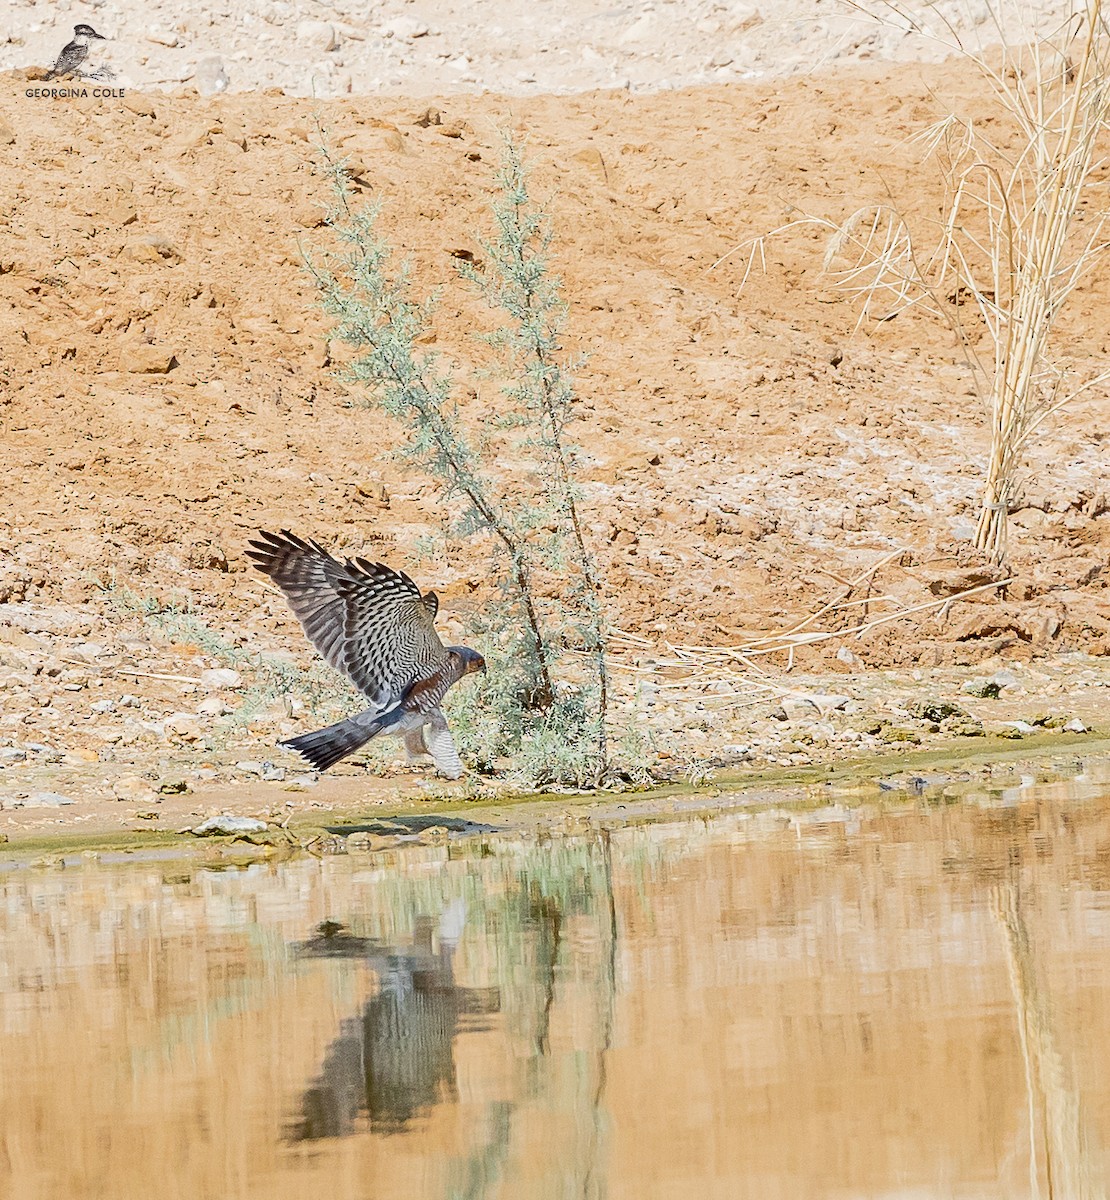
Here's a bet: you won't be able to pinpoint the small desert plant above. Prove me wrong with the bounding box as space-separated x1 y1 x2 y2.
308 135 614 787
102 582 349 717
721 0 1110 565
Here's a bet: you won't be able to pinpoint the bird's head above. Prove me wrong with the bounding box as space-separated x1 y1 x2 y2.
75 24 106 39
453 647 487 677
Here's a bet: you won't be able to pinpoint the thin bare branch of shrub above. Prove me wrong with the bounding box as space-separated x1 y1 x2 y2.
304 130 621 787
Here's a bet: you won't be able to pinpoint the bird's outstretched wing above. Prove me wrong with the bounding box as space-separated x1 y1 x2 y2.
247 529 448 708
246 530 352 674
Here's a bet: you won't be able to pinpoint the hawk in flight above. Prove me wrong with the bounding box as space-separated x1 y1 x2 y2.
247 530 485 777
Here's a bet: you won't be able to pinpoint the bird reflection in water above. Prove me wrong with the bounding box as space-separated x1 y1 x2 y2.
287 902 500 1140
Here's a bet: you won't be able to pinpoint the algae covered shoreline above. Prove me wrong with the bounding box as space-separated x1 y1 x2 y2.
3 732 1106 866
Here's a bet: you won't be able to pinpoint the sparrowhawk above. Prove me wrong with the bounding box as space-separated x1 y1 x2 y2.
247 529 485 776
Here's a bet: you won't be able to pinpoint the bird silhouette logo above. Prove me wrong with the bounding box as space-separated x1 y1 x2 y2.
44 24 109 81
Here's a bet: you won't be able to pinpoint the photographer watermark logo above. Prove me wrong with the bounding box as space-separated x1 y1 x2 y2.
46 24 106 80
26 24 125 99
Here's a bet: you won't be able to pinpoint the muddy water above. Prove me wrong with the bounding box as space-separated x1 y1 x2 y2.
4 773 1110 1199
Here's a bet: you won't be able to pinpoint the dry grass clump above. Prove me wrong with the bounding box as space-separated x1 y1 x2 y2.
720 0 1110 566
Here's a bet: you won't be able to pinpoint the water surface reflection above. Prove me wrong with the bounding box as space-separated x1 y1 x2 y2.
3 772 1110 1198
290 914 501 1139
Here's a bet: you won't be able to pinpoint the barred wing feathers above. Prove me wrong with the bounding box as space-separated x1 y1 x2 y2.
336 556 449 707
246 530 351 675
247 530 448 708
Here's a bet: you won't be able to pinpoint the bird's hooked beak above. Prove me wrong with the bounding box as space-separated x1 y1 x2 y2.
469 655 487 676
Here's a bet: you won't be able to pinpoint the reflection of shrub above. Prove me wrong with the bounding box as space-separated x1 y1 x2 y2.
311 136 615 787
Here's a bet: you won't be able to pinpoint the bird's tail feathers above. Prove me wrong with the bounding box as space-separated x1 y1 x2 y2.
281 713 383 772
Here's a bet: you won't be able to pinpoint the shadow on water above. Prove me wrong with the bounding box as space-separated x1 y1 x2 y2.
322 815 502 838
4 764 1110 1199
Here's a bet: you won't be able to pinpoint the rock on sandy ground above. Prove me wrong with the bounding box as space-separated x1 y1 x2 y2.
2 0 1090 97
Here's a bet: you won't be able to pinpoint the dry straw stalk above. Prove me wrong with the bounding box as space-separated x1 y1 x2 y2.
717 0 1110 566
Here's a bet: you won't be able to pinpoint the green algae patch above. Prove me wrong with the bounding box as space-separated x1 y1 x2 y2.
314 732 1110 839
705 730 1109 792
0 829 189 861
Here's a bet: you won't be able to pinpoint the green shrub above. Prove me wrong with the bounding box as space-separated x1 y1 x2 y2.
310 134 617 787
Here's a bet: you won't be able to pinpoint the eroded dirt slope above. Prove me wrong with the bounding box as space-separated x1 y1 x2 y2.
2 60 1110 834
1 61 1107 668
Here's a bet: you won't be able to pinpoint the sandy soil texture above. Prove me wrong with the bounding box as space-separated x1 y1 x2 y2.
0 6 1108 836
1 62 1106 653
